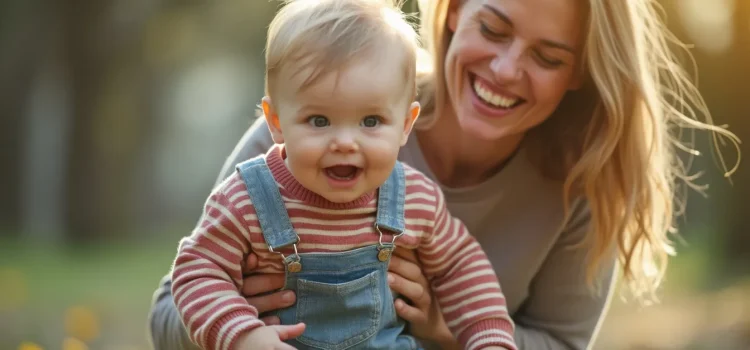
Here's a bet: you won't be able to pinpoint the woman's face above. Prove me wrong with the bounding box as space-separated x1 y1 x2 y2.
444 0 585 141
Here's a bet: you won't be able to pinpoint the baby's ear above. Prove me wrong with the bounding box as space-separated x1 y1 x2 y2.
401 101 421 146
262 96 285 144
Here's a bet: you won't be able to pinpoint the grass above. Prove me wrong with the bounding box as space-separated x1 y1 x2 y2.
0 228 747 350
0 234 182 350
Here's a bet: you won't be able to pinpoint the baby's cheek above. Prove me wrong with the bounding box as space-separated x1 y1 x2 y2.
284 145 322 173
287 137 324 154
370 138 402 161
365 145 401 176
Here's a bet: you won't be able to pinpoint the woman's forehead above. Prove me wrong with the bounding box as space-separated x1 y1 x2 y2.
468 0 584 48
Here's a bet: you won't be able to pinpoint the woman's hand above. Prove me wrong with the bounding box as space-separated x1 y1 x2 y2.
387 249 458 348
240 249 459 347
240 253 297 325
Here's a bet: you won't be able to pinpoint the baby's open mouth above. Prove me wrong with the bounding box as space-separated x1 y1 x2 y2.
325 165 361 180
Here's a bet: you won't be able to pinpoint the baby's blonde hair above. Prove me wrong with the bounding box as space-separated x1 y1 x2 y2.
264 0 420 99
416 0 740 302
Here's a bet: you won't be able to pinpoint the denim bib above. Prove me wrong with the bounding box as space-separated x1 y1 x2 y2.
236 157 419 350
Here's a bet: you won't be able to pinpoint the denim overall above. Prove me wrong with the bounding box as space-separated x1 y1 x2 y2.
237 157 419 350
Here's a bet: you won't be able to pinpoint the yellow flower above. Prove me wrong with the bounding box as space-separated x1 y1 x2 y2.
62 338 88 350
64 306 100 341
17 342 43 350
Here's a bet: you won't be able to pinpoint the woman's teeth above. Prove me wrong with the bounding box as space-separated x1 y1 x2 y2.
473 80 519 108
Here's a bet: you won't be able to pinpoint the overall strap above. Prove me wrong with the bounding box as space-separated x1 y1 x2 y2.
235 156 298 250
375 161 406 234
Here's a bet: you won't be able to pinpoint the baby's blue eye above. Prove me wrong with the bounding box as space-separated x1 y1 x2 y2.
361 116 381 128
307 115 329 127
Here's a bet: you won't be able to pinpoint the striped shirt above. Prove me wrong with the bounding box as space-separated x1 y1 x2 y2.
171 145 516 350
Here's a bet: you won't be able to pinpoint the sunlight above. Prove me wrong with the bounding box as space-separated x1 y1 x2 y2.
677 0 735 54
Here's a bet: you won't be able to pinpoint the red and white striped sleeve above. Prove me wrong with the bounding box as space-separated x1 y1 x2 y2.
416 176 517 350
171 175 263 350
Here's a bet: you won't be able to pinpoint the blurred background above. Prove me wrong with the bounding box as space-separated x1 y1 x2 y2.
0 0 748 349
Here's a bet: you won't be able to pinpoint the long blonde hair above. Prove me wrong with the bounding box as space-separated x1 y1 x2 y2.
414 0 741 301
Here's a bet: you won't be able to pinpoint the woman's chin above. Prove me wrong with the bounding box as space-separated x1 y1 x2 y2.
457 114 513 142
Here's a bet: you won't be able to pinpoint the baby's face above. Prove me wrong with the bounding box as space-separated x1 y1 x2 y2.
264 57 419 203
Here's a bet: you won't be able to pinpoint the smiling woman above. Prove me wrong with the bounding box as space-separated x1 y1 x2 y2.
417 0 741 299
422 0 586 144
149 0 740 349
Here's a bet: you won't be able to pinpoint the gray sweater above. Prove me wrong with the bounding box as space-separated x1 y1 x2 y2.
149 117 616 350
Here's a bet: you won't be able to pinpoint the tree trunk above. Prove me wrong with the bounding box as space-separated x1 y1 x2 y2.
61 0 151 241
0 1 46 234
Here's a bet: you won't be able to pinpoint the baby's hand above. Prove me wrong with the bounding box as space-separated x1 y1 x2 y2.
234 323 306 350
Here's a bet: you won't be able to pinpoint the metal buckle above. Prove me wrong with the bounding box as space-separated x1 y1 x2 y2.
268 234 302 272
375 223 402 261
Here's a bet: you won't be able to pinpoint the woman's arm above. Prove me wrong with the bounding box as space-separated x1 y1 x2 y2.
212 117 275 186
513 199 617 350
388 198 617 350
148 276 202 350
147 117 275 349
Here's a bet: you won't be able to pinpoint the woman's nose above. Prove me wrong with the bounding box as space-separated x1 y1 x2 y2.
490 43 524 83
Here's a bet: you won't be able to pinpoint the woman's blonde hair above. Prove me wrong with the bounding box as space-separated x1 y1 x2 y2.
415 0 741 301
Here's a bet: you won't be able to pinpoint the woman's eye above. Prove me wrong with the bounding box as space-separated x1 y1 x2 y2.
480 22 509 41
361 115 381 128
307 115 329 127
536 52 564 68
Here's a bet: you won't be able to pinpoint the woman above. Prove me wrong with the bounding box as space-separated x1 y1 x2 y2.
149 0 739 348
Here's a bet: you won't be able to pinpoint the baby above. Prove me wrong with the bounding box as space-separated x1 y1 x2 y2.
171 0 517 349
